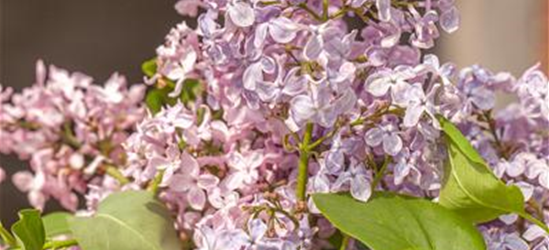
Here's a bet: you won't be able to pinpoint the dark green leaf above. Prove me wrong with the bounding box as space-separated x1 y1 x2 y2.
11 209 46 250
325 230 342 250
144 78 202 115
42 212 73 238
145 88 178 114
313 192 486 250
437 116 525 223
69 190 181 250
141 58 157 77
179 78 202 104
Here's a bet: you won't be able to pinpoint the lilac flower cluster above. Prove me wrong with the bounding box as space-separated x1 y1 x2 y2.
1 0 548 249
0 61 145 211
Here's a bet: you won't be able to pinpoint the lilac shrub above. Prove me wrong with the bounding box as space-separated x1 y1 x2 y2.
0 0 548 250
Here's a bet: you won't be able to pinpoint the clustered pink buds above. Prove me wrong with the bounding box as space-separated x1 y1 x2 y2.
0 61 145 210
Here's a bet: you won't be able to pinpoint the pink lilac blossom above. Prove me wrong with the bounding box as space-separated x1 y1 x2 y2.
0 61 145 210
1 0 549 249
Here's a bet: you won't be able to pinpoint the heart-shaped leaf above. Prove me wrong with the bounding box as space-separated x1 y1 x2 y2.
42 212 73 238
438 116 524 222
69 190 182 250
11 209 46 250
313 192 486 250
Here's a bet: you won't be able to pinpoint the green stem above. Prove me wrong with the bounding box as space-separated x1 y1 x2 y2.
43 239 79 249
371 156 391 190
349 117 365 127
0 222 16 247
297 3 323 21
322 0 329 21
481 111 508 159
148 169 165 195
307 121 341 151
519 212 549 234
330 6 349 19
273 207 300 229
260 0 280 5
61 122 82 149
103 165 130 185
296 123 314 201
340 233 350 250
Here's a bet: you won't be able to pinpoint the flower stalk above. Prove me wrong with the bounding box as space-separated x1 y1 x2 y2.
296 122 314 202
103 164 130 185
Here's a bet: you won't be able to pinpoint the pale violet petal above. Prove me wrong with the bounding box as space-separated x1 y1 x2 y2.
290 95 316 123
364 127 384 147
382 133 403 156
504 234 529 250
403 103 425 127
499 214 518 225
440 6 460 34
351 174 372 202
539 172 549 190
312 173 331 193
376 0 391 22
365 75 391 97
333 89 357 115
181 153 200 177
248 219 268 242
523 225 547 241
393 161 410 185
515 181 534 201
282 74 307 96
325 151 344 174
228 2 255 27
256 81 280 102
506 160 525 177
350 0 368 8
188 186 207 210
331 172 352 191
254 23 269 48
197 174 220 189
471 87 495 110
304 35 322 60
243 62 263 90
269 17 298 43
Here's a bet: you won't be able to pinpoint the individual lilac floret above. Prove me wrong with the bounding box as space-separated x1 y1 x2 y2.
364 123 403 156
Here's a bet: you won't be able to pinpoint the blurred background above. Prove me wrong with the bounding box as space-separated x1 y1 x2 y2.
0 0 547 225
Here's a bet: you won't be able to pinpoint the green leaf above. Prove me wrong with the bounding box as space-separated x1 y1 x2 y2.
69 190 182 250
144 78 202 115
313 192 486 250
0 221 16 247
141 58 157 77
325 230 343 249
179 78 202 104
437 116 525 223
42 212 73 238
11 209 46 250
141 57 203 114
145 88 178 114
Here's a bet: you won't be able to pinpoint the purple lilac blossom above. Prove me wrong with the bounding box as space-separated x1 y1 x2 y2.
2 0 549 249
